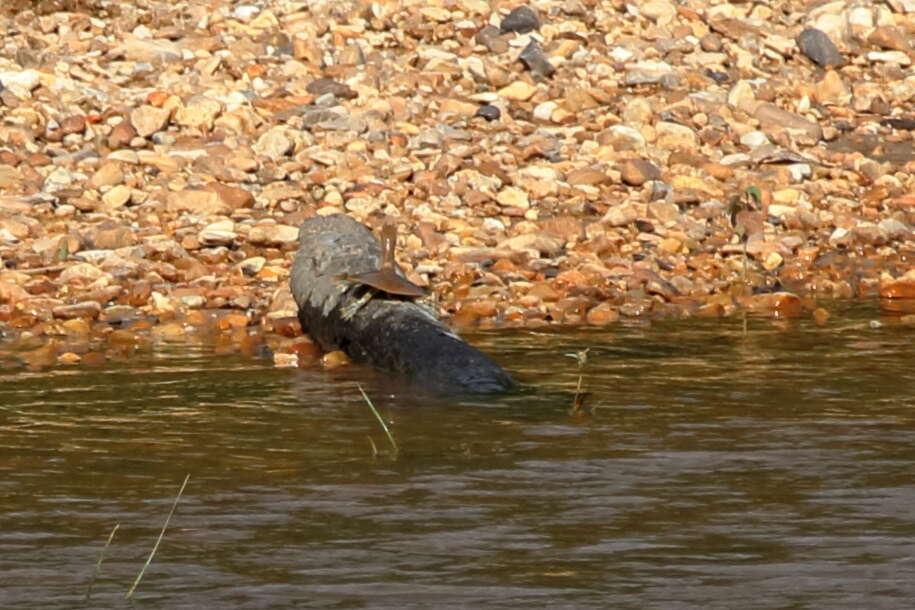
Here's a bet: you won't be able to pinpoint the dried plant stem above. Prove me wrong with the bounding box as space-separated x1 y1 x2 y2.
125 473 190 599
85 523 119 603
357 384 398 457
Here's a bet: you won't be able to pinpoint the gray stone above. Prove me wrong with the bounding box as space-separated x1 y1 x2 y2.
797 28 843 68
518 40 555 78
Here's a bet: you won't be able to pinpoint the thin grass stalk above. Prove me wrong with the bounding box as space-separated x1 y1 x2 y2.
357 384 398 457
125 473 190 599
85 523 119 603
367 435 378 458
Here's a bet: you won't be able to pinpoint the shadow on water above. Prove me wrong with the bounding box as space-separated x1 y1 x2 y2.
2 301 915 608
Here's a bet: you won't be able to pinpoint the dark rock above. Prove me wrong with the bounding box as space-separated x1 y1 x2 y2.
290 215 515 394
475 104 501 121
796 28 843 68
500 6 540 34
518 40 555 78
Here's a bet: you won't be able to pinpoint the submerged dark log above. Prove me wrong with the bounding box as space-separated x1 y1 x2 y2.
290 214 515 394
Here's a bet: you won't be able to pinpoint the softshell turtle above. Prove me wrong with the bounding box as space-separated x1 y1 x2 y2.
337 221 426 320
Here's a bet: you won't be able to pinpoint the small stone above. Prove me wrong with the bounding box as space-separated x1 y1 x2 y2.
603 125 645 151
0 69 41 94
269 316 302 337
621 159 661 186
647 201 679 224
655 121 698 151
253 127 293 160
475 104 501 121
167 189 230 216
753 103 823 142
727 80 757 113
130 105 171 138
742 292 803 318
52 301 102 320
233 5 260 20
247 224 299 246
91 163 124 188
91 225 136 250
533 101 557 122
475 25 509 54
174 96 222 131
814 70 850 105
797 28 843 68
108 121 137 149
867 50 912 66
322 350 350 368
700 34 723 52
500 6 540 34
420 6 452 22
763 251 784 271
306 77 358 99
740 131 770 148
499 233 564 257
602 202 638 226
0 278 30 304
273 352 299 368
199 220 237 246
59 263 104 284
586 302 619 326
829 227 852 247
122 37 182 63
204 183 255 210
59 116 86 136
813 307 830 326
239 256 266 277
880 277 915 299
152 322 187 342
498 80 537 101
518 40 555 78
496 187 530 209
879 218 910 239
868 26 910 52
101 185 132 209
702 163 733 181
566 168 609 186
57 352 82 365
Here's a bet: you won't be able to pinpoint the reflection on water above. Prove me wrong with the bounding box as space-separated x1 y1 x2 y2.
2 302 915 608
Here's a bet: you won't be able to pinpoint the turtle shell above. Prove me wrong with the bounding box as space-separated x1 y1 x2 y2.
344 221 425 297
347 268 425 297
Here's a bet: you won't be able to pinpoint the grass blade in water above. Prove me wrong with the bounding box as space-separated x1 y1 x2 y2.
85 523 119 603
125 473 190 599
357 384 398 457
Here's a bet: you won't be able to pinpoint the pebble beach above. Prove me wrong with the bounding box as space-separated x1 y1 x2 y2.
2 0 915 369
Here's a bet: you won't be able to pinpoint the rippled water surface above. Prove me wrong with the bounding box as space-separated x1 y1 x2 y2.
2 303 915 609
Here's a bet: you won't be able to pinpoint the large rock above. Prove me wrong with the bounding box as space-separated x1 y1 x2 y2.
290 215 515 394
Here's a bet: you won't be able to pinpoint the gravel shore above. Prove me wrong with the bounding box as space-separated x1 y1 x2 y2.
2 0 915 369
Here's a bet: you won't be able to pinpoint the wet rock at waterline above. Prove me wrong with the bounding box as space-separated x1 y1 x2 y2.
290 215 515 394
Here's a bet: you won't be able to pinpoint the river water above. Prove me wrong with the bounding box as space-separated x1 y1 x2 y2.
2 302 914 609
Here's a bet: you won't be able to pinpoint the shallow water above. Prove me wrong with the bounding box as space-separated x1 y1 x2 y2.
2 303 915 609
